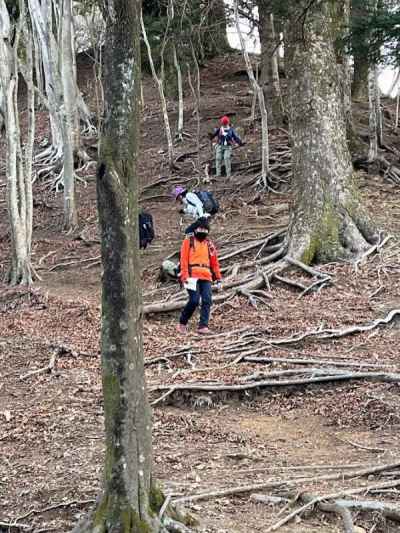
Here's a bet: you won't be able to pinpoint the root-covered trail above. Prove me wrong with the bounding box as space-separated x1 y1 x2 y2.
1 54 400 532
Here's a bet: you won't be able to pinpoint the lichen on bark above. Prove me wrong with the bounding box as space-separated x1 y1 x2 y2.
285 0 379 265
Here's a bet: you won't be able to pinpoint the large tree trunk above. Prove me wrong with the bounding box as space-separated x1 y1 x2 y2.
73 0 161 531
285 0 379 264
0 0 35 285
257 0 284 127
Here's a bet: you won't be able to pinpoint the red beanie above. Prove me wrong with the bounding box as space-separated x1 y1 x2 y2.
220 115 230 126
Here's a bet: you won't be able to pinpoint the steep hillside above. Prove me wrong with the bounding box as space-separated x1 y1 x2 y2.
1 53 400 533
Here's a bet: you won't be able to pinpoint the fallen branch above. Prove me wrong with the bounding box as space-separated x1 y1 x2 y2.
19 349 58 381
0 521 30 530
13 499 95 524
48 255 101 272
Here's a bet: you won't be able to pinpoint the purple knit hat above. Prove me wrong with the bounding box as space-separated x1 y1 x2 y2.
173 186 186 199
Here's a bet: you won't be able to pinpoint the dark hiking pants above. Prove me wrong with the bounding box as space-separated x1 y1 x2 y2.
180 280 212 327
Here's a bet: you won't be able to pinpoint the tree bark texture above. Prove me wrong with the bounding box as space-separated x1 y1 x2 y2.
234 0 269 186
285 0 379 264
257 1 284 127
351 0 369 101
74 0 160 531
141 13 174 169
0 0 35 285
60 0 78 230
368 65 379 162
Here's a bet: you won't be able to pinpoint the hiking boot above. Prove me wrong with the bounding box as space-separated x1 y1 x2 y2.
177 323 187 334
197 326 211 335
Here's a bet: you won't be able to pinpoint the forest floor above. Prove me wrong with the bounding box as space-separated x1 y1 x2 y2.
1 53 400 533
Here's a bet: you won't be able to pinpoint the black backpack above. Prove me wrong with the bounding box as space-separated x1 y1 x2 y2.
195 191 219 215
139 211 155 249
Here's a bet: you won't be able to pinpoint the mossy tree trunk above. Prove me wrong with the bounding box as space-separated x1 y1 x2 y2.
285 0 379 264
74 0 160 531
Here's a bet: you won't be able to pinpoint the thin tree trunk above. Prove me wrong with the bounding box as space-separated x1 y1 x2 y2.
0 0 35 285
285 0 379 264
141 13 174 169
173 45 184 141
368 65 379 162
351 0 369 101
257 1 284 126
60 0 78 230
73 0 161 530
234 0 269 187
336 0 363 155
189 40 201 170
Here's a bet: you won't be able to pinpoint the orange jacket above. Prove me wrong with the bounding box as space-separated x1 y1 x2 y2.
180 237 222 282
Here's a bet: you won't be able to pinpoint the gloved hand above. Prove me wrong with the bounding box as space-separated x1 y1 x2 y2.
215 281 222 292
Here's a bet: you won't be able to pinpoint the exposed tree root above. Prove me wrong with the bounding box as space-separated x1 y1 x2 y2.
151 369 400 400
264 478 400 532
172 462 400 504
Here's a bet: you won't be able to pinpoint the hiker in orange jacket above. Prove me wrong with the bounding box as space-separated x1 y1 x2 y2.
178 218 222 334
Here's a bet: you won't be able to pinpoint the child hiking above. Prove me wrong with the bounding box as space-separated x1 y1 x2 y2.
210 115 244 177
178 218 222 334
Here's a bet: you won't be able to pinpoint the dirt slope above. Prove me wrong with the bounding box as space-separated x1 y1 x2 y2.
1 53 400 532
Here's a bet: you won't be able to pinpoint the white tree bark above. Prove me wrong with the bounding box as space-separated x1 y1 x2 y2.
60 0 78 229
0 0 35 285
234 0 269 186
173 45 184 141
140 12 174 169
28 0 78 229
368 65 379 162
29 0 63 153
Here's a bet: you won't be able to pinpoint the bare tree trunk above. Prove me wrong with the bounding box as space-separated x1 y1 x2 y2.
368 65 379 162
351 0 369 101
60 0 78 230
285 0 379 264
336 0 363 155
234 0 269 188
257 1 284 127
73 0 162 531
141 13 174 169
0 75 4 133
173 45 184 141
0 0 35 285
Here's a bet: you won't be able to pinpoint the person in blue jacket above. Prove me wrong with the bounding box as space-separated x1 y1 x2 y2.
210 115 243 177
